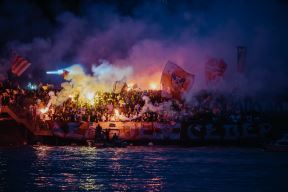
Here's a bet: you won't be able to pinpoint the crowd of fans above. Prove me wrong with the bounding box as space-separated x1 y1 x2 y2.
0 81 181 122
0 80 264 132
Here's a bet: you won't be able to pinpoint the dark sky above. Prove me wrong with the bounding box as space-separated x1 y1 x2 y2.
1 0 286 45
0 0 288 98
0 0 212 44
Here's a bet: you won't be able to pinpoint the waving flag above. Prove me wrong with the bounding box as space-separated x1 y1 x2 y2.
205 58 227 83
11 53 31 76
161 61 194 99
113 77 128 93
237 46 247 73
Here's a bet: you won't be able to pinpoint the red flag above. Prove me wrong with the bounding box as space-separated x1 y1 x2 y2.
61 70 69 78
205 58 227 83
10 53 31 76
161 61 194 99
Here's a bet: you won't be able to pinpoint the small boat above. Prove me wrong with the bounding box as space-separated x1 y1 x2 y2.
265 134 288 152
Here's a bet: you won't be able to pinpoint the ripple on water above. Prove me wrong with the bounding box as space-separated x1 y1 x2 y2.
0 146 288 191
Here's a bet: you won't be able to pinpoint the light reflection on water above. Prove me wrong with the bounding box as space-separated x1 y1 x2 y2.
0 146 288 191
0 151 7 192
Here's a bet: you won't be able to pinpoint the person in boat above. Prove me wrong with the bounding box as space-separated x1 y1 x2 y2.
95 124 103 142
112 133 118 141
111 133 120 145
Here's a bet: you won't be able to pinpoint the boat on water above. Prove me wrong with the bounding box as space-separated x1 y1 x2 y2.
265 134 288 152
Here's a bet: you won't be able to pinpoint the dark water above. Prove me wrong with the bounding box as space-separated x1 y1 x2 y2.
0 146 288 192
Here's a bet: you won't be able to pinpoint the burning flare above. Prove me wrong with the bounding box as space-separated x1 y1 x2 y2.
149 82 158 90
40 107 49 114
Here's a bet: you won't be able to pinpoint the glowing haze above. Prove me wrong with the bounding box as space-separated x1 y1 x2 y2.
53 60 133 105
0 0 288 99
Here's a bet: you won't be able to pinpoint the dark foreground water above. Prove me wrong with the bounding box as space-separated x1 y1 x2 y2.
0 146 288 192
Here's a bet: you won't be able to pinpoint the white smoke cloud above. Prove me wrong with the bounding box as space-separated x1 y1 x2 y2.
52 60 133 105
92 59 133 84
140 95 179 119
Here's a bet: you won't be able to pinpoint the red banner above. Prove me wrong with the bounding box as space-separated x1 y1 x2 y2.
161 61 194 99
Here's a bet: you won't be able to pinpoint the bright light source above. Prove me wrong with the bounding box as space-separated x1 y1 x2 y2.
46 69 65 75
149 83 158 90
40 108 48 114
86 92 94 100
85 92 95 105
27 82 37 90
127 83 134 91
114 109 120 117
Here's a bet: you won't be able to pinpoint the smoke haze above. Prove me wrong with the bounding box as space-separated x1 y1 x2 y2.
0 0 288 99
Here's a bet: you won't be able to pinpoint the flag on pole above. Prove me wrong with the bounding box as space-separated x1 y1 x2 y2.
237 46 246 73
205 58 227 83
10 53 31 76
113 77 127 93
161 61 194 99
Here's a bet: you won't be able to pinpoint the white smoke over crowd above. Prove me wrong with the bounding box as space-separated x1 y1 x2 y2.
52 60 133 105
91 59 133 86
140 96 177 117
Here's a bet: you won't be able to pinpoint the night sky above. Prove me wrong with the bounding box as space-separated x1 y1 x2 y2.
0 0 288 98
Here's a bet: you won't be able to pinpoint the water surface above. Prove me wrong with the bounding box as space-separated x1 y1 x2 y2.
0 146 288 191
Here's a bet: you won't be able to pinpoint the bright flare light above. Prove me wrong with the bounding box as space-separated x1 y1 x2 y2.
68 95 75 102
114 109 120 117
46 69 65 75
40 107 49 114
149 82 158 90
85 92 95 105
27 82 37 90
127 83 134 91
